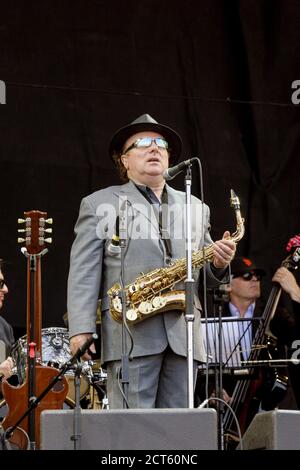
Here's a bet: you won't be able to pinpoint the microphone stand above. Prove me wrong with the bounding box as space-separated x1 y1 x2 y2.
184 164 195 408
118 199 129 408
4 334 97 447
70 361 83 450
211 286 229 450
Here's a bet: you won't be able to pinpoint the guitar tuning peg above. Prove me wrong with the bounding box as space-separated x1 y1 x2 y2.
45 238 52 244
45 228 52 233
18 229 26 233
17 237 25 243
18 218 26 224
46 218 53 224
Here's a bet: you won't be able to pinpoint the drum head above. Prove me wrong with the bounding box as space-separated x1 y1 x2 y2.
11 327 94 407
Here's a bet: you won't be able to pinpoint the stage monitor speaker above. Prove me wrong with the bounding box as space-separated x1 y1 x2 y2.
240 410 300 450
40 408 217 450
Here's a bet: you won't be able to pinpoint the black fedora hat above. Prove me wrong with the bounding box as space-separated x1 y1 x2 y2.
230 257 266 277
109 113 182 163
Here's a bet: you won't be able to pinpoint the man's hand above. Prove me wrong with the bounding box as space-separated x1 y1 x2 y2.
272 267 300 303
210 388 232 407
70 333 96 361
0 356 14 379
213 231 236 269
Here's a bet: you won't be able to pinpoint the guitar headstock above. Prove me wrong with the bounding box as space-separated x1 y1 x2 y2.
17 210 53 255
283 234 300 271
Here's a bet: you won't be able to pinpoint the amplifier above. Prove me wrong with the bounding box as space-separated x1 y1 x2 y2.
41 408 217 450
240 410 300 450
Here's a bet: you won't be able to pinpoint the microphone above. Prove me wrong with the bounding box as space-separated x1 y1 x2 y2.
163 157 198 181
107 216 121 256
118 198 128 243
70 333 98 365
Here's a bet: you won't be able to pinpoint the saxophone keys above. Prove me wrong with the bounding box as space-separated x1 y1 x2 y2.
112 297 123 313
128 284 137 294
138 301 153 314
152 296 167 308
126 309 138 322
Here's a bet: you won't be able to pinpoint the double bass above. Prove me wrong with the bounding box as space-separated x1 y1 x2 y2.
2 210 68 450
223 236 300 447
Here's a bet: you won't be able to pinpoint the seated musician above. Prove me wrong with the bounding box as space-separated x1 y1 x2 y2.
196 256 288 415
0 260 15 418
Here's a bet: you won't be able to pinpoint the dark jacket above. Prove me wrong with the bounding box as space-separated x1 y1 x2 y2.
0 316 15 355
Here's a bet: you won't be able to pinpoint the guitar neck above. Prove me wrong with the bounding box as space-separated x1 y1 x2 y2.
19 209 52 361
26 255 42 359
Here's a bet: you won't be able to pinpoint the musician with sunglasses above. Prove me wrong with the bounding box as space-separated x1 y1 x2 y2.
196 257 266 400
224 257 266 340
0 261 14 386
196 256 290 444
67 113 236 409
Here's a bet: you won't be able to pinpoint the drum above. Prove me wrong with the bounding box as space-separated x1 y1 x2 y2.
11 327 91 406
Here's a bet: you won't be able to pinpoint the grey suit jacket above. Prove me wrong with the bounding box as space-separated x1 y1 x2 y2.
67 180 226 364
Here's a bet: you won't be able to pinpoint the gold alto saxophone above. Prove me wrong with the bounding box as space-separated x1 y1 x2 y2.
108 189 245 324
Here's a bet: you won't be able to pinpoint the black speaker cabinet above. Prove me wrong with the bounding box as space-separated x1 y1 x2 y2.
40 408 217 450
240 410 300 450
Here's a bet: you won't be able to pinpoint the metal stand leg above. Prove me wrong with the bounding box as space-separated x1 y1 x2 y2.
71 362 82 450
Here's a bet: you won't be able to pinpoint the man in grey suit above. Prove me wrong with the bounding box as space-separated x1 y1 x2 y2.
67 113 236 408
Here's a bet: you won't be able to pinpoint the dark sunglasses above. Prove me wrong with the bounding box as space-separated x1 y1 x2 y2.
0 279 6 289
233 272 262 281
123 137 169 154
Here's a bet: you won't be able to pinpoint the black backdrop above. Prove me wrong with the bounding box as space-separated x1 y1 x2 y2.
1 0 300 338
